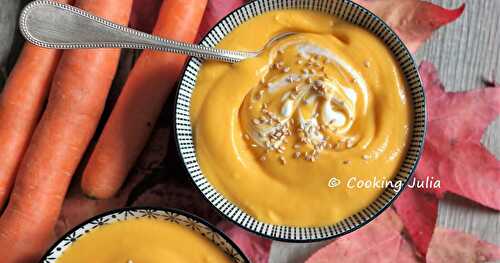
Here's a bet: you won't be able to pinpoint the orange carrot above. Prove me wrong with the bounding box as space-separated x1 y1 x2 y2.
0 1 133 262
0 0 74 210
81 0 208 199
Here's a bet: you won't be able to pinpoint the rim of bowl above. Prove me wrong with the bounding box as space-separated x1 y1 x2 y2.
40 207 250 263
174 0 427 242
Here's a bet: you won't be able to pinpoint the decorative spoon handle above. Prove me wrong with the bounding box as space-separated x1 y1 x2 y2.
19 0 253 63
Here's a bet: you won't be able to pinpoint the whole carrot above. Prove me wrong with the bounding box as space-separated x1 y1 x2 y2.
81 0 208 199
0 0 74 210
0 1 133 262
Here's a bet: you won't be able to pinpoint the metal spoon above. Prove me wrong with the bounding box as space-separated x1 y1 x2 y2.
19 0 296 63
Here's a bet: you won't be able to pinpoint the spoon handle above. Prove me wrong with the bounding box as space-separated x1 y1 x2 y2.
19 0 252 63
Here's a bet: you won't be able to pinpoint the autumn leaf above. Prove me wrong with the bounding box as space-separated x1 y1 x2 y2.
417 61 500 210
355 0 465 53
390 61 500 258
427 228 500 263
306 209 420 263
393 187 438 257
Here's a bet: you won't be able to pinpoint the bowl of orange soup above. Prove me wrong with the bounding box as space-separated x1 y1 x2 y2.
175 0 426 241
41 207 249 263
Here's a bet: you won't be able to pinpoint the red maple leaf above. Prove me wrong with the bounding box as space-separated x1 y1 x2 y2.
392 61 500 257
306 209 420 263
417 61 500 209
393 188 438 257
427 228 500 262
355 0 465 53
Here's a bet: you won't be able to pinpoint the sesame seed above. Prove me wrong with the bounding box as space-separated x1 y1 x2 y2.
279 156 286 165
282 67 291 73
294 152 301 159
251 144 258 148
253 118 260 125
363 60 370 67
297 60 304 65
343 160 351 164
260 155 267 161
294 144 301 149
244 134 250 140
362 154 369 160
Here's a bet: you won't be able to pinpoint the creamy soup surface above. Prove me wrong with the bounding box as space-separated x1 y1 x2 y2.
56 218 233 263
191 10 412 227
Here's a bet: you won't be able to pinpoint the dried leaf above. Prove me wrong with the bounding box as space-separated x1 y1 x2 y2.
417 61 500 210
217 221 272 263
393 187 438 257
390 61 499 258
427 228 500 263
306 209 419 263
355 0 465 53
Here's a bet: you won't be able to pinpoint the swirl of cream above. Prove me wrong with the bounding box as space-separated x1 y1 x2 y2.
240 36 372 159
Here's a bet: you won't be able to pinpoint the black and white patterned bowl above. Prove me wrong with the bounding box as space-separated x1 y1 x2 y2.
174 0 426 241
41 207 249 263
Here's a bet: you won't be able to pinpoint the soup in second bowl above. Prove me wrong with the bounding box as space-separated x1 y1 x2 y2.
56 218 233 263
